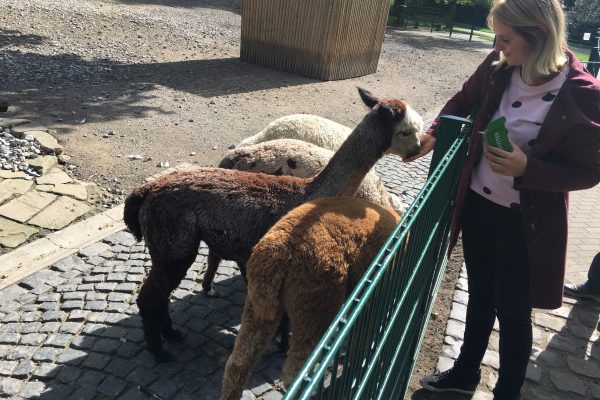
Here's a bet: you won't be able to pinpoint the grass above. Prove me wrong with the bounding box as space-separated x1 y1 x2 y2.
573 50 590 62
448 26 494 41
387 17 594 64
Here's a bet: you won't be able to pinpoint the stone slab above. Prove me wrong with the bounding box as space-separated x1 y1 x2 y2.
0 216 39 248
0 170 27 179
50 184 88 201
0 179 34 195
0 238 63 289
28 131 63 155
525 363 542 383
0 206 125 290
534 313 567 332
0 189 11 204
47 213 125 249
548 370 586 396
0 191 57 222
0 200 38 223
103 204 124 222
567 355 600 379
28 196 91 230
27 156 58 175
17 190 58 209
0 118 30 128
35 169 72 185
10 124 47 135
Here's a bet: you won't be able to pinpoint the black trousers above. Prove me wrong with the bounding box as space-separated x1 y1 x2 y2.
455 190 532 400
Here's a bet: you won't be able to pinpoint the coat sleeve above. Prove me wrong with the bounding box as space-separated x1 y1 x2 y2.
516 124 600 192
426 51 498 136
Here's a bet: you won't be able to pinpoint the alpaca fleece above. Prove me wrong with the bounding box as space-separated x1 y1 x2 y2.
123 88 422 361
237 114 352 150
219 138 405 213
220 197 402 400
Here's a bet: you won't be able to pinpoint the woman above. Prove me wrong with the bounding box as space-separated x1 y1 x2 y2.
406 0 600 399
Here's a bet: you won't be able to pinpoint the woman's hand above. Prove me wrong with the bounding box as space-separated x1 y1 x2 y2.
403 132 436 163
485 137 528 177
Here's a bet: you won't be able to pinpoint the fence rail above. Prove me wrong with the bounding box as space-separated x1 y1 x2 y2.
283 115 473 400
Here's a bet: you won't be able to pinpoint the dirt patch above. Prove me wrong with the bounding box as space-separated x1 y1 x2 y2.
407 240 464 399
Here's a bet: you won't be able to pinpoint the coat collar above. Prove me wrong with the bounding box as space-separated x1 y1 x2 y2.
488 49 595 159
530 49 595 158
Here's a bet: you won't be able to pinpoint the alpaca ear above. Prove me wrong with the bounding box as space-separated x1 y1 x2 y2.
358 87 379 109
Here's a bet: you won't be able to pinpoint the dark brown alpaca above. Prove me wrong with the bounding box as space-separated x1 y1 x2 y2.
123 88 422 361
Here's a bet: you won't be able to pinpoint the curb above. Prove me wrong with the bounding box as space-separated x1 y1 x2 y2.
0 204 125 290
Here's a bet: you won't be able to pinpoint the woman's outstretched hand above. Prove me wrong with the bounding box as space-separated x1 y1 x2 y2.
485 137 528 177
403 132 436 163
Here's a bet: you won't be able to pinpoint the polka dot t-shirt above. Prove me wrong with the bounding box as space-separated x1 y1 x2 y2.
470 66 568 208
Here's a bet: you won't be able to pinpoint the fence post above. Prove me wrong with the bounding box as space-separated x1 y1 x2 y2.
448 3 456 38
468 8 478 42
428 115 473 175
391 0 408 28
588 29 600 78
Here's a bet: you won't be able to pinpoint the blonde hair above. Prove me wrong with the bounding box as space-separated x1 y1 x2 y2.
488 0 567 84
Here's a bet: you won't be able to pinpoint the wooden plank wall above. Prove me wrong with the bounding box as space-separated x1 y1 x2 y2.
241 0 390 80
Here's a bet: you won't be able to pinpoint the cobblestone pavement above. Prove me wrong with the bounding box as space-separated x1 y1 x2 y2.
0 154 430 400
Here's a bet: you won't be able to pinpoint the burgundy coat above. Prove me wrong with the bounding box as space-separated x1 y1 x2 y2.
427 49 600 309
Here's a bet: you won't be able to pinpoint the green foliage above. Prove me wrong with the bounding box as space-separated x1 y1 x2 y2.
568 0 600 31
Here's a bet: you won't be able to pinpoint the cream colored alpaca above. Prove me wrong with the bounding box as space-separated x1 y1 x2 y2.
220 197 402 400
237 111 422 154
237 114 352 150
219 138 406 213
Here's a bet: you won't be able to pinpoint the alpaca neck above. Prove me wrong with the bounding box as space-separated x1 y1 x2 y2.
305 112 390 199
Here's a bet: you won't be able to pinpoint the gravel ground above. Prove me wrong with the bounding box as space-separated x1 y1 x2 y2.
1 0 491 397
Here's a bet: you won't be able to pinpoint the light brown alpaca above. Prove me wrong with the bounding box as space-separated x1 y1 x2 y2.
220 197 402 400
123 88 421 361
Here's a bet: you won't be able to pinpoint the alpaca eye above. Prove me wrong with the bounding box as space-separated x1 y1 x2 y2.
397 130 411 137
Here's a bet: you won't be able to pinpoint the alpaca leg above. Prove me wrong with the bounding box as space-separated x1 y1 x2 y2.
221 301 282 400
138 243 198 361
202 250 220 296
159 251 198 343
276 313 290 353
282 293 344 387
238 260 248 283
137 269 171 362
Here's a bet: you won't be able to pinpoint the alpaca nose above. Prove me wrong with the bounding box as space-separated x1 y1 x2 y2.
405 144 421 160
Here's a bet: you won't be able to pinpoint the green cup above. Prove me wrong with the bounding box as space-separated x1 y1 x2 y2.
481 116 512 152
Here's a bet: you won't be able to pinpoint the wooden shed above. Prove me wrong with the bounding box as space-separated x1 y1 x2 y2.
240 0 391 80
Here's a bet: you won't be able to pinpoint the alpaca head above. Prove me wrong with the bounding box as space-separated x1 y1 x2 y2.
358 88 423 160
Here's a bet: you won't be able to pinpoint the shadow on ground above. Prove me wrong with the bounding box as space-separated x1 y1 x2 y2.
115 0 241 14
1 48 316 130
0 29 45 48
384 29 492 52
525 299 600 399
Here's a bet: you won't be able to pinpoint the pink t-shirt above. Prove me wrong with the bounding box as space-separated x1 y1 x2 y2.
470 66 569 208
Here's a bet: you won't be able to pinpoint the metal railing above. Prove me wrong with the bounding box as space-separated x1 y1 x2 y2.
283 114 473 400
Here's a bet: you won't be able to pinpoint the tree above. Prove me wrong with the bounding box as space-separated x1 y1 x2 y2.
567 0 600 32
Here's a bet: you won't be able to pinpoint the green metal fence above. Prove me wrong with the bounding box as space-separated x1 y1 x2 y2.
283 114 473 400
